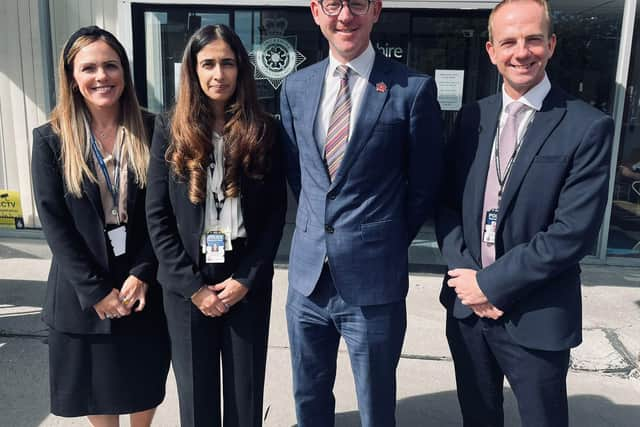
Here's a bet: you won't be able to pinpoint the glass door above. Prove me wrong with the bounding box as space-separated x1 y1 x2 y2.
607 4 640 258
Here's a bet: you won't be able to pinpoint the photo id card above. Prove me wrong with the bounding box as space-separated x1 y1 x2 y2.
107 225 127 257
483 208 499 244
205 231 225 264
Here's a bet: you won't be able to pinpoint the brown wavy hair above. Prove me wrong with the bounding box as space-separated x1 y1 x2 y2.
168 24 274 204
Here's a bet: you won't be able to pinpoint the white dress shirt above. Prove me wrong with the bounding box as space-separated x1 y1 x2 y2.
314 43 376 157
204 132 246 250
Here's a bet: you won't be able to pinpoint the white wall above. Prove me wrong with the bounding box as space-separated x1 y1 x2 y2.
49 0 118 98
0 0 119 229
0 0 50 228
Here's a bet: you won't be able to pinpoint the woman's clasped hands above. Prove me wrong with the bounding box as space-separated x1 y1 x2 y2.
93 275 149 320
190 277 248 317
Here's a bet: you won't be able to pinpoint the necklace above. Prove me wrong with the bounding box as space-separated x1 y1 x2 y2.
92 125 117 139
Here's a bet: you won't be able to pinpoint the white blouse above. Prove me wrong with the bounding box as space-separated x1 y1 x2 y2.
203 132 246 250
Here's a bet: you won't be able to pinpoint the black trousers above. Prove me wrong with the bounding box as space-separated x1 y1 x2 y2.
163 245 272 427
446 314 570 427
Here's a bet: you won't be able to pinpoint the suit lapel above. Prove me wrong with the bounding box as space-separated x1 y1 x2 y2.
126 164 138 222
469 95 501 259
330 54 391 189
83 157 105 225
305 60 329 160
497 88 566 228
300 60 333 187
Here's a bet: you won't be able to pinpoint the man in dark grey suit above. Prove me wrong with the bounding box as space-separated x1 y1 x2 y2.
436 1 613 426
280 1 443 426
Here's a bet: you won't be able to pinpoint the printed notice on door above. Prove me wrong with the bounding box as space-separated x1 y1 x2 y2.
435 70 464 111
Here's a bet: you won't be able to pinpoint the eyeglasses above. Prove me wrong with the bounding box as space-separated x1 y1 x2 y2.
318 0 373 17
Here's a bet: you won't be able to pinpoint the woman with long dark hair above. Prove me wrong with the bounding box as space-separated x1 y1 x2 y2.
31 26 170 427
146 24 286 427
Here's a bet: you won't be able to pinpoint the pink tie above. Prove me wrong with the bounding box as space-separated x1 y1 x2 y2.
325 65 351 181
481 101 528 267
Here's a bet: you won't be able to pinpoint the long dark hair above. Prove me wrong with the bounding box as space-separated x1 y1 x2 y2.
168 24 273 204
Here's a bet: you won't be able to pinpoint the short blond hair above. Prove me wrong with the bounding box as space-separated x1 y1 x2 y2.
488 0 554 42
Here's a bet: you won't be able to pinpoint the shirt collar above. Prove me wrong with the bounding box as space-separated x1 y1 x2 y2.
501 73 551 113
328 42 375 79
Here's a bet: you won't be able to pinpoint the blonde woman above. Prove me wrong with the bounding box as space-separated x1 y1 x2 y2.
31 26 169 427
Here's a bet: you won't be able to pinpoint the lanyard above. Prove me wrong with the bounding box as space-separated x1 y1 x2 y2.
90 132 123 222
209 157 225 221
494 112 535 200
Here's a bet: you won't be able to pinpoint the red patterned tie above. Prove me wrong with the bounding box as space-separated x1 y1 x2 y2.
325 65 352 181
481 101 528 267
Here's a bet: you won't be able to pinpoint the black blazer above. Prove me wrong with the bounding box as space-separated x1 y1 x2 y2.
145 114 287 299
436 86 613 351
32 112 161 334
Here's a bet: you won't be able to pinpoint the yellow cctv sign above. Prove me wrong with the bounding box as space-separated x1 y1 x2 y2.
0 190 24 229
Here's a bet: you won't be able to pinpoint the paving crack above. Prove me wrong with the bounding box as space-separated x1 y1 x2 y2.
603 328 639 372
0 331 47 340
570 327 638 377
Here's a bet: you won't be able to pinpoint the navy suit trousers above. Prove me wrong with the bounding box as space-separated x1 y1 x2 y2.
446 314 570 427
286 265 407 427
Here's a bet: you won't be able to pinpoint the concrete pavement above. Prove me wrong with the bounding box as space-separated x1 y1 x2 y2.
0 238 639 426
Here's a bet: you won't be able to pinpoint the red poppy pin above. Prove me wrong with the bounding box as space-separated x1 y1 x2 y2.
376 82 387 93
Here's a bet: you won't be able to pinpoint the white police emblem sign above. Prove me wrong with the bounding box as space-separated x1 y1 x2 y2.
250 18 305 89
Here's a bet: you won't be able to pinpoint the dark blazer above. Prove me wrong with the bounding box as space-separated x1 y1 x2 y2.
280 53 443 306
31 112 161 334
145 114 286 299
436 86 613 351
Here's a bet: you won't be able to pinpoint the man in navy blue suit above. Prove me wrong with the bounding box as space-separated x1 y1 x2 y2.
280 1 443 426
436 1 613 426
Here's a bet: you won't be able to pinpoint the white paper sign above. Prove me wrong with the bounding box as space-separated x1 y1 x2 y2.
174 63 182 96
435 69 465 111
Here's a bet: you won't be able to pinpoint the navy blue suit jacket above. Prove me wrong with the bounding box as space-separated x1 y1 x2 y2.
436 86 613 351
280 53 443 306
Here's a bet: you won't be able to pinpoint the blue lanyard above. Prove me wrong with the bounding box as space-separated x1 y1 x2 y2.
90 132 122 221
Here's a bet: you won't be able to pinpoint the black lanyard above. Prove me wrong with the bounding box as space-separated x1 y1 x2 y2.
209 157 225 221
494 112 535 199
90 132 123 222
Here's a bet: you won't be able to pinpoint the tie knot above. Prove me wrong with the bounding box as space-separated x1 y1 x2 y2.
505 101 527 117
335 65 350 81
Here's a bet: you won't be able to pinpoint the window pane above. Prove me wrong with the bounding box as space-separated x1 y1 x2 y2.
608 3 640 258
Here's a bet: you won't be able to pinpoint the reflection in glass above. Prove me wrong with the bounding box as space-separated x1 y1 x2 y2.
144 12 167 112
608 6 640 257
406 12 497 141
549 0 624 115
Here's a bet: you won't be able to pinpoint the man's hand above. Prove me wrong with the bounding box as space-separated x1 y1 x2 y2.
470 302 504 320
447 268 489 306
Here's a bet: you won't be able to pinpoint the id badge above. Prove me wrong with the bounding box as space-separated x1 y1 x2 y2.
483 209 499 244
205 231 226 263
107 225 126 257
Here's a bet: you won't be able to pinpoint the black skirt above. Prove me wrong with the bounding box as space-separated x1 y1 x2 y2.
48 229 171 417
48 328 170 416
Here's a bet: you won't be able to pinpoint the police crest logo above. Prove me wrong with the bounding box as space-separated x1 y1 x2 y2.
249 17 306 89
